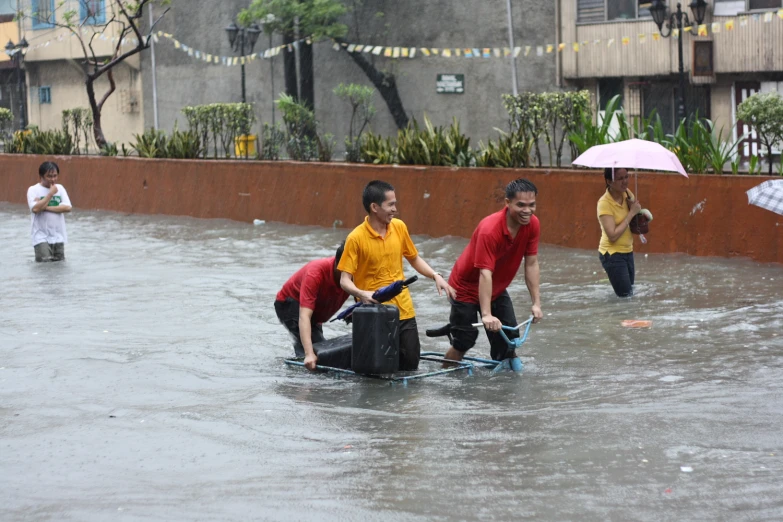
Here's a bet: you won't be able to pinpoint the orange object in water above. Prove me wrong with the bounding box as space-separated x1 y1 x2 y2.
622 320 652 328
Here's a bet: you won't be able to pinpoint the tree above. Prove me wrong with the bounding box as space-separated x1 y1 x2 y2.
242 0 409 129
335 0 408 129
21 0 170 150
334 82 375 161
737 92 783 175
240 0 346 111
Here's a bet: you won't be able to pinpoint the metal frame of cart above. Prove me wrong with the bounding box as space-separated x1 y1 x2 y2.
284 352 503 386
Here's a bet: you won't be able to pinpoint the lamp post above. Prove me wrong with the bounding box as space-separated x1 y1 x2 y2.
261 14 276 126
505 0 519 96
225 21 262 104
4 37 29 130
649 0 708 123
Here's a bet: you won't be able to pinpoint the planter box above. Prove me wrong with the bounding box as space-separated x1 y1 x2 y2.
1 154 781 264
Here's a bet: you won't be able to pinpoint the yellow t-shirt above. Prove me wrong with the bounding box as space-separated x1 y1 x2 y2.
337 217 419 320
597 189 634 255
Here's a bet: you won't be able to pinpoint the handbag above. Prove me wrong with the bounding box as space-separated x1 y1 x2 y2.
627 192 649 235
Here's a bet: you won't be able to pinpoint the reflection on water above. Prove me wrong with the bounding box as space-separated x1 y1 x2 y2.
1 202 782 521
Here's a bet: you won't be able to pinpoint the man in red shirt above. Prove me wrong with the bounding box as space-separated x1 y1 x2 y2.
275 242 349 370
444 178 543 363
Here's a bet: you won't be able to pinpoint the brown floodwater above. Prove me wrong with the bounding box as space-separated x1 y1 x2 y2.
1 202 782 521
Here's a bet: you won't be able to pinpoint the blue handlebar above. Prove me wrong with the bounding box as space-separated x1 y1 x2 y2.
496 318 533 349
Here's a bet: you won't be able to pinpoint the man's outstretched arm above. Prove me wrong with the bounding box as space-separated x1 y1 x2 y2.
524 255 543 322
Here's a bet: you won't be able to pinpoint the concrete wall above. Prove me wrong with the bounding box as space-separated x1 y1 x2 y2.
1 155 781 264
140 0 557 151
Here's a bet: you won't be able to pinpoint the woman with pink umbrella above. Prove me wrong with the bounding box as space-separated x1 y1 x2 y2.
597 167 642 297
572 139 688 297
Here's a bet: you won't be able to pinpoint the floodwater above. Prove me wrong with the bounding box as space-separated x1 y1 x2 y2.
1 202 782 522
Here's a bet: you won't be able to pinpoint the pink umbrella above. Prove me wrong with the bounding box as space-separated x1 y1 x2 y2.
572 139 688 177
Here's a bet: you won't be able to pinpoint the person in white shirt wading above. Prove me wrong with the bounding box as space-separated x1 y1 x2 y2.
27 161 72 262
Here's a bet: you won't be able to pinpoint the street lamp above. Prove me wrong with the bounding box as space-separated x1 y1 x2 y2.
261 14 276 126
649 0 708 123
225 21 262 104
4 37 29 130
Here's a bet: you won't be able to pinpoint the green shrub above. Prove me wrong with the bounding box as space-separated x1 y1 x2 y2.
167 127 202 159
100 142 119 156
360 132 396 164
7 128 74 155
259 123 285 160
0 108 12 145
316 133 336 162
737 92 783 175
276 93 334 162
131 128 167 158
334 83 376 162
62 108 93 155
182 102 256 159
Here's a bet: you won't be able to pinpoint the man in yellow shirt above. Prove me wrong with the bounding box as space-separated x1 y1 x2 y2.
338 180 455 370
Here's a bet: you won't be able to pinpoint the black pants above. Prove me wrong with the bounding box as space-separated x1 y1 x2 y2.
448 290 519 361
398 317 421 371
274 298 325 357
599 251 635 297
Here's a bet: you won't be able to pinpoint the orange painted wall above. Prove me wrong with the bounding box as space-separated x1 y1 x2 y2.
1 154 781 263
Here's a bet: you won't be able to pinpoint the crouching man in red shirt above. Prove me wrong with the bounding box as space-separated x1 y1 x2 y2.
444 179 543 363
275 242 349 371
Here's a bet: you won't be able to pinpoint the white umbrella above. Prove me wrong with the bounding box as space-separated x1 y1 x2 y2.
747 180 783 216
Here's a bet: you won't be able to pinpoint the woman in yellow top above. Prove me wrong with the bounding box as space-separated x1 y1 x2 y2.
597 167 642 297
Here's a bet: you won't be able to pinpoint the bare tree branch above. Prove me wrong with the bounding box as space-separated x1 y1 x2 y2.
97 69 117 112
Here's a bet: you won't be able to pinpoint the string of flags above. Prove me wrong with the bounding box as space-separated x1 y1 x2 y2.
332 10 783 58
19 9 783 65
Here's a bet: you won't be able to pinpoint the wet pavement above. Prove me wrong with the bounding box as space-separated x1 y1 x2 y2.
1 201 782 521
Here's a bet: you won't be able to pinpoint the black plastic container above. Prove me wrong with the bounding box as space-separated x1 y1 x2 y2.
351 304 400 374
312 334 353 370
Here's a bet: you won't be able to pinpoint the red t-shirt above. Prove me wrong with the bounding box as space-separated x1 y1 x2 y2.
449 208 540 304
276 257 349 324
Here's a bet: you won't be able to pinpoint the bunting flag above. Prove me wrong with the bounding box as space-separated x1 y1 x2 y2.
18 9 783 67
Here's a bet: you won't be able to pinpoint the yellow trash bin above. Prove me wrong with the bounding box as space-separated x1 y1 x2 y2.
235 134 257 157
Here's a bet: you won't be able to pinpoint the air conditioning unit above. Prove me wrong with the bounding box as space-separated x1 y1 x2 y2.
119 89 139 114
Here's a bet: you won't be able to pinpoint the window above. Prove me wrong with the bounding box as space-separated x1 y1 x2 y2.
599 78 624 109
693 41 714 77
748 0 782 9
578 0 652 23
0 0 16 16
39 86 51 104
80 0 105 24
31 0 54 29
713 0 747 16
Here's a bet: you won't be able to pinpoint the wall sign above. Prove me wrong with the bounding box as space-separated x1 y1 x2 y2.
436 74 465 94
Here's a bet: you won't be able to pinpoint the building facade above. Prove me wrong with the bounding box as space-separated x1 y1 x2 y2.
18 0 145 147
139 0 558 151
11 1 560 152
559 0 783 160
1 0 22 131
